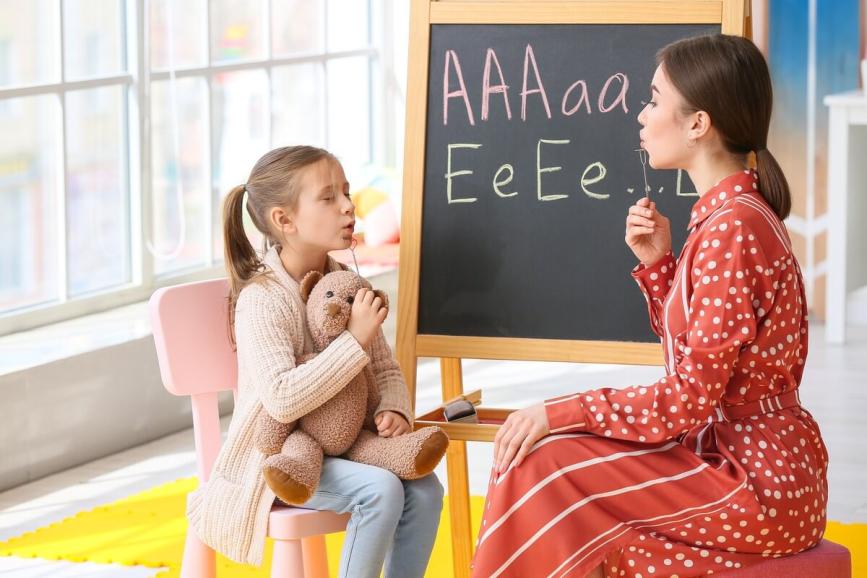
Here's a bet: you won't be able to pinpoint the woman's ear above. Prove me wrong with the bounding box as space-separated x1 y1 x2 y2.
688 110 712 141
300 271 323 303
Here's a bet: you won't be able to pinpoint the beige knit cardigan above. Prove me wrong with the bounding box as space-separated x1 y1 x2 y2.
186 246 414 566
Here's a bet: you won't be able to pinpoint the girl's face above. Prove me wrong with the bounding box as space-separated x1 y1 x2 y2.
288 158 355 253
637 65 695 170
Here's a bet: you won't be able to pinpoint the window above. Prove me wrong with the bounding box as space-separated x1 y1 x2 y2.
0 0 386 335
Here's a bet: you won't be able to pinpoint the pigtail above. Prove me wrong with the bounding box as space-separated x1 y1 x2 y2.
222 184 265 344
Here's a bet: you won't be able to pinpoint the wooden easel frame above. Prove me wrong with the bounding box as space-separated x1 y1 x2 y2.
397 2 746 576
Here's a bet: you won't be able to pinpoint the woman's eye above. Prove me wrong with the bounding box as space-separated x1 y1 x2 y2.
325 291 334 298
347 296 354 304
641 99 656 108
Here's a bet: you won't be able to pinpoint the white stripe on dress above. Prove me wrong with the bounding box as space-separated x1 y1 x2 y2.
488 462 713 578
550 481 746 578
480 441 681 545
495 434 594 483
735 196 790 252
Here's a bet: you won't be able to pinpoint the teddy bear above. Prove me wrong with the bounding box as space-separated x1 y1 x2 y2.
255 269 449 505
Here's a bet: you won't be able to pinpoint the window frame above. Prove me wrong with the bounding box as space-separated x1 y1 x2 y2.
0 0 388 337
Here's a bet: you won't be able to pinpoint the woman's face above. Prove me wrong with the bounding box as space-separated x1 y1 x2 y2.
637 64 695 170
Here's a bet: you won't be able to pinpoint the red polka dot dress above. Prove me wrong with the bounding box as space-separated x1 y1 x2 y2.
471 170 829 578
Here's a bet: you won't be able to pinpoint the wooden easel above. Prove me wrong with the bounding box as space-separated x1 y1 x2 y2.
397 2 747 577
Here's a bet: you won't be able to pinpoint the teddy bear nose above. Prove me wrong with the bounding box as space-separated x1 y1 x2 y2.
326 303 341 317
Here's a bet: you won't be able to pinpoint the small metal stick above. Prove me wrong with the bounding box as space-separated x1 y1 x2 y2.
349 237 360 275
634 148 651 201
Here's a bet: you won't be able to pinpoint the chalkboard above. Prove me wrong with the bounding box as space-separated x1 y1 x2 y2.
418 24 720 342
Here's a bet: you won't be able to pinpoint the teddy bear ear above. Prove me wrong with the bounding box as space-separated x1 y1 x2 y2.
300 271 323 303
373 289 389 310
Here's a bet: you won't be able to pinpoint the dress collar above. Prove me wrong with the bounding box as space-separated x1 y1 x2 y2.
687 169 759 230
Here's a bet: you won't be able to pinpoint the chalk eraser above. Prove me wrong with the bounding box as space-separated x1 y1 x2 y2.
444 399 479 423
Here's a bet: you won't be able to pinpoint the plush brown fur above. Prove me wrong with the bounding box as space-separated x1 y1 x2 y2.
257 270 449 505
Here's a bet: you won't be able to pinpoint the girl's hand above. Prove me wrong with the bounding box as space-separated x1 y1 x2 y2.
347 288 387 348
625 197 671 266
493 403 550 473
375 411 410 437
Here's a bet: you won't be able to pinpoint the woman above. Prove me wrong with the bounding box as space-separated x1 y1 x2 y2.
471 34 828 578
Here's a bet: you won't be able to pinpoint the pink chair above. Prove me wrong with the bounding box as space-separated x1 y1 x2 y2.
150 278 350 578
716 538 851 577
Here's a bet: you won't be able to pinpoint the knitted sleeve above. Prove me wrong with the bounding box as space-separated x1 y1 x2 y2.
235 282 370 423
368 328 414 426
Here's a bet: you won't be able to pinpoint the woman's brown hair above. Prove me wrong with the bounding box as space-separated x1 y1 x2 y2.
658 34 791 220
222 145 336 341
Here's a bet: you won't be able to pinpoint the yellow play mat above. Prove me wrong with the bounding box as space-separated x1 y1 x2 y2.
0 477 862 577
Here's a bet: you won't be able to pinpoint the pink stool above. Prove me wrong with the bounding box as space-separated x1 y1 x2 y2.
715 539 851 577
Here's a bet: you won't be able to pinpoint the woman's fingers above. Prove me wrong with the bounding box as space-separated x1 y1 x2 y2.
494 420 512 469
499 434 524 473
626 214 655 228
512 437 536 469
628 205 654 219
493 426 506 467
626 227 656 242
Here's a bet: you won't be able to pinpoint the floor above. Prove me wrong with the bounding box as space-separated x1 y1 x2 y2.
1 270 865 576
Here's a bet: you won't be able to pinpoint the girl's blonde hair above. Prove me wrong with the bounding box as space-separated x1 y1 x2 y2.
222 145 337 341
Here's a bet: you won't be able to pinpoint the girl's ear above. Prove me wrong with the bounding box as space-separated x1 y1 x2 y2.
373 289 389 309
300 271 323 303
269 206 296 235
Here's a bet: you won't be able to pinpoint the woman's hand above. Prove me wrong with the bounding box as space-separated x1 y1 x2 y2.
625 197 671 266
347 288 387 348
493 403 550 473
375 411 411 437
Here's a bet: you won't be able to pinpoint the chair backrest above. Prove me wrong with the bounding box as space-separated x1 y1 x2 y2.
150 278 238 480
150 278 238 396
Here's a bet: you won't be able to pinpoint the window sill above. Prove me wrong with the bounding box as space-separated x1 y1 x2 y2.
0 260 399 377
0 300 153 376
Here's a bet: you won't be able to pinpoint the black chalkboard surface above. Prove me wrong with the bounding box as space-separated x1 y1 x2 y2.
418 24 720 342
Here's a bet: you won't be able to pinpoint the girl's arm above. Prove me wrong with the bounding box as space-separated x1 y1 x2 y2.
236 283 370 423
631 250 677 337
546 219 773 443
368 328 414 426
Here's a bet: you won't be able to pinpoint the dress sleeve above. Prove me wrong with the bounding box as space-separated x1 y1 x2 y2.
545 220 773 442
236 284 371 423
631 250 677 337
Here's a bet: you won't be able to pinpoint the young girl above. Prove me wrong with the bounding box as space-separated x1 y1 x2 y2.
186 146 444 578
471 35 828 578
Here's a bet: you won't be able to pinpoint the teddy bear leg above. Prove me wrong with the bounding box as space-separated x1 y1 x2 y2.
263 429 324 505
344 427 449 480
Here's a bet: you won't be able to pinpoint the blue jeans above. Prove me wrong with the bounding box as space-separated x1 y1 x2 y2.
300 457 444 578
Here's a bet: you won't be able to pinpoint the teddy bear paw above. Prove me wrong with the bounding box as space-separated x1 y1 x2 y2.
263 456 318 505
414 428 449 477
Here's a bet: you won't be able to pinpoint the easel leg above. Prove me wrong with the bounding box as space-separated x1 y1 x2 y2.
441 358 473 578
